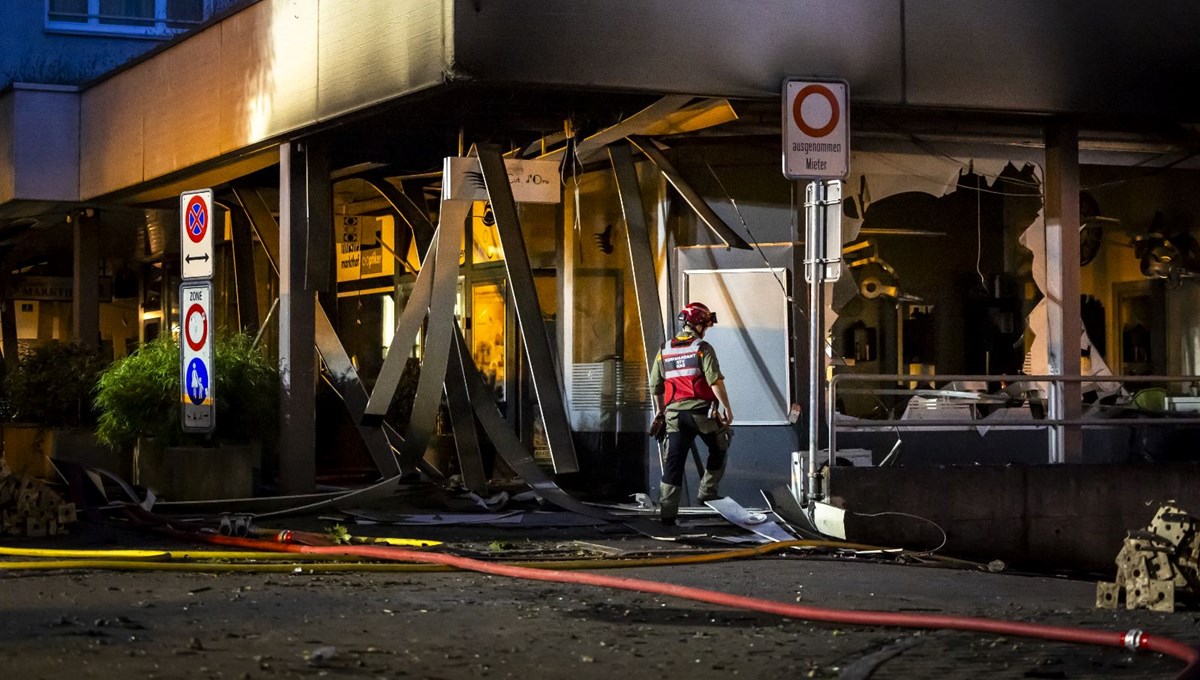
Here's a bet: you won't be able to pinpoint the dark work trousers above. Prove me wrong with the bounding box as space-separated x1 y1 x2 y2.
662 408 728 487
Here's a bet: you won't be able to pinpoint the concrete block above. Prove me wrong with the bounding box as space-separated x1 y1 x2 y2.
50 429 133 481
136 440 260 501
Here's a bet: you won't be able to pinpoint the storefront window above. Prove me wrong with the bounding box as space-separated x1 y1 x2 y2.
471 280 506 402
565 169 652 428
471 201 503 264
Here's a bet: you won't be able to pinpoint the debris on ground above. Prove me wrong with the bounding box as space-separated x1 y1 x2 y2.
0 457 76 536
305 645 337 666
1096 502 1199 612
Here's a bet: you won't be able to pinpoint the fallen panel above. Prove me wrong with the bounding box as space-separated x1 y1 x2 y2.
452 326 611 521
253 475 405 519
629 135 750 250
345 510 524 525
706 497 795 542
761 486 825 539
362 231 438 421
445 344 488 494
315 305 402 476
398 198 467 466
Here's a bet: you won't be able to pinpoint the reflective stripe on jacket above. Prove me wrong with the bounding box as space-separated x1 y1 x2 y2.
661 335 717 405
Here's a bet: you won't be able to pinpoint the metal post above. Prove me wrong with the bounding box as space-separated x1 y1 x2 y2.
609 141 667 482
477 145 581 474
278 141 317 494
1045 122 1083 463
609 141 666 374
804 181 826 504
362 233 437 422
399 198 466 466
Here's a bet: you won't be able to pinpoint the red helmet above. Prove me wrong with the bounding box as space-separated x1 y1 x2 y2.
678 302 717 327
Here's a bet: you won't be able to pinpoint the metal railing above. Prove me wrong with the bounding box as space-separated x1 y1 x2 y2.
819 373 1200 501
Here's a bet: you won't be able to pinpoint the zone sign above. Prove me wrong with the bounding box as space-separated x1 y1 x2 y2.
181 189 215 280
180 280 215 434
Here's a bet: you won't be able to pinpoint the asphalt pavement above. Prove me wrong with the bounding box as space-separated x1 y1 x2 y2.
1 517 1198 679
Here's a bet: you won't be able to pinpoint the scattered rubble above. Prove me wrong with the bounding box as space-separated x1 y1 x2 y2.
1097 503 1199 612
0 457 76 536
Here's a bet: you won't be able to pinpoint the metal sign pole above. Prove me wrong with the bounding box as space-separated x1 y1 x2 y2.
804 181 826 504
797 179 843 505
179 188 216 435
782 77 848 507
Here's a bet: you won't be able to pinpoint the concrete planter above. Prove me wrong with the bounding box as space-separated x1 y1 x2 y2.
1 424 52 478
2 426 129 481
50 429 131 481
136 437 260 501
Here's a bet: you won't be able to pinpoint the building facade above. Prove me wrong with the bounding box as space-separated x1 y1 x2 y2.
1 0 1199 506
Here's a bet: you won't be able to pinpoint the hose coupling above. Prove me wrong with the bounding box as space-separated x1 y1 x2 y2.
1124 629 1145 651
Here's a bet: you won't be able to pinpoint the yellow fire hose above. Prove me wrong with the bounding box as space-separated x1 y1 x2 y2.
0 539 970 573
0 547 426 561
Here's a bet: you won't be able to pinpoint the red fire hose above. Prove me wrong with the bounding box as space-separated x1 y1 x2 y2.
201 533 1200 678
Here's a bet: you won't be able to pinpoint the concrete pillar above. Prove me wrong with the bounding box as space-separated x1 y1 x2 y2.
73 209 100 350
278 141 327 493
1044 122 1083 463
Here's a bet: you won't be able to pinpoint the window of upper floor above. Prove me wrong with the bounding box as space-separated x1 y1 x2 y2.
45 0 213 39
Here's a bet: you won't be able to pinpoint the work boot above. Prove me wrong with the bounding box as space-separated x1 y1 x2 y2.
697 467 724 503
659 483 681 526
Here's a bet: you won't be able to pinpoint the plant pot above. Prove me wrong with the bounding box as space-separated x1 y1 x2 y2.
136 437 260 501
50 428 132 481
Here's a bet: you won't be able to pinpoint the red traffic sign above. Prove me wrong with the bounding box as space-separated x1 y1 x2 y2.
180 189 215 280
185 302 208 352
782 79 850 180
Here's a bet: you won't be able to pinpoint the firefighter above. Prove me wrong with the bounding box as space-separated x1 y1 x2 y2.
649 301 734 526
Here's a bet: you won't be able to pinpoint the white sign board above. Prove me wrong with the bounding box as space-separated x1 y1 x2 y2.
804 180 843 283
684 269 791 425
180 189 215 280
180 280 215 434
782 79 849 180
443 157 562 203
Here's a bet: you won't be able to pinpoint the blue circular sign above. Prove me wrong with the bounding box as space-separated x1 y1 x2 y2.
186 357 210 405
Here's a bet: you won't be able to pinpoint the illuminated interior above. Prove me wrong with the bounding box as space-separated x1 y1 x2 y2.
470 280 506 402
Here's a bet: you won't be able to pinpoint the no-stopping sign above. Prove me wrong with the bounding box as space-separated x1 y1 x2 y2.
782 79 849 180
180 189 214 280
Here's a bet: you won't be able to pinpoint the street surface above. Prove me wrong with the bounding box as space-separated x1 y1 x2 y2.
1 523 1197 679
